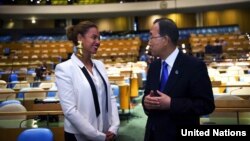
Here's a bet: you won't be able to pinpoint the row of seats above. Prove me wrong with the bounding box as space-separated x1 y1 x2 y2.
190 33 250 53
0 38 141 70
0 41 70 70
0 82 57 101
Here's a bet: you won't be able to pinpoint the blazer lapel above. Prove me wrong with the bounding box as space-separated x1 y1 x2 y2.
164 52 183 95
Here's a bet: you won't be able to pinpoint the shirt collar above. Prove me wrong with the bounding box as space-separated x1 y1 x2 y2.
163 48 179 68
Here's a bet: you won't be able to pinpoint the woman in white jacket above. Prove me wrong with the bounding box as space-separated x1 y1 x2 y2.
55 21 120 141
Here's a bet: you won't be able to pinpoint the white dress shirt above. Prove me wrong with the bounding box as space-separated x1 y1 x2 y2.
161 48 179 78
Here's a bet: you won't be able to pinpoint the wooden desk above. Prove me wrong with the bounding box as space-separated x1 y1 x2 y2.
215 100 250 124
212 84 250 87
214 93 250 100
212 82 250 95
0 90 57 95
0 111 63 116
23 100 61 111
108 76 126 85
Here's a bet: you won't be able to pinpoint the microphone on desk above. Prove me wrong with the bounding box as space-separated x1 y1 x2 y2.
229 87 242 95
19 119 38 128
19 119 28 128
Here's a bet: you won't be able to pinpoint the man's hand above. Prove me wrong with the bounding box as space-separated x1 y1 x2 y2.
156 90 171 110
144 90 160 110
144 90 171 110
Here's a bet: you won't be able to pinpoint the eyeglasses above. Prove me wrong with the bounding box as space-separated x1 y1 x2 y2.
149 36 163 40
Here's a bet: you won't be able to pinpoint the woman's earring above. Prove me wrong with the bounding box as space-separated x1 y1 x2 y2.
77 41 83 49
76 40 83 57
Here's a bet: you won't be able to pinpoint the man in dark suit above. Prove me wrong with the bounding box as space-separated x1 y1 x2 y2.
142 18 215 141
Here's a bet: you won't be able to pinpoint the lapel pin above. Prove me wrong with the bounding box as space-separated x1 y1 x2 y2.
175 70 179 74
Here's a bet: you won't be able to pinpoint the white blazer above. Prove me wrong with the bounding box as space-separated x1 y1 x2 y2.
55 54 120 141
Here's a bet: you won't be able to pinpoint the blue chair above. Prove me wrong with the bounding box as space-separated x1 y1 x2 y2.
17 128 54 141
7 73 18 88
0 99 21 108
111 84 120 109
9 73 18 81
27 69 35 75
47 84 57 97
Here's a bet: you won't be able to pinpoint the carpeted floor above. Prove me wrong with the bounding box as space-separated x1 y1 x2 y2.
117 103 147 141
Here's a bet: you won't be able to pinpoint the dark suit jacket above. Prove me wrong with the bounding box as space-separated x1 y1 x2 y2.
142 52 215 141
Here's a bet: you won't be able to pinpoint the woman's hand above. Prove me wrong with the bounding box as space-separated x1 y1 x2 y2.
105 131 116 141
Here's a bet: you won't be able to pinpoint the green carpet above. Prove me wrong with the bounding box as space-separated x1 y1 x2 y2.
117 103 147 141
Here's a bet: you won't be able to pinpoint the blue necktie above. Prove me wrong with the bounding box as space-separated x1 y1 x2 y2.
160 61 168 92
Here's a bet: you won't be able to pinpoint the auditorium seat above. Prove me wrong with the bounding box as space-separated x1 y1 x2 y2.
0 88 16 101
0 100 27 128
0 80 7 88
20 88 46 100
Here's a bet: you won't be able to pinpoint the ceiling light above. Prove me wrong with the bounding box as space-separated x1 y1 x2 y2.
31 18 36 24
181 43 185 48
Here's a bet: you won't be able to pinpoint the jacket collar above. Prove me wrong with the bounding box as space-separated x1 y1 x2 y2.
71 53 95 69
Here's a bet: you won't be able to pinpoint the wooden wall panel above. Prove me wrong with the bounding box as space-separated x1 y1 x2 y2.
94 17 129 32
203 8 250 32
23 20 54 29
203 11 220 26
138 13 196 30
138 15 161 30
114 17 129 31
168 13 196 28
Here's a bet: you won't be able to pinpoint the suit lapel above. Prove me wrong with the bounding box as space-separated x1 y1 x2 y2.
151 59 162 91
163 52 183 95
